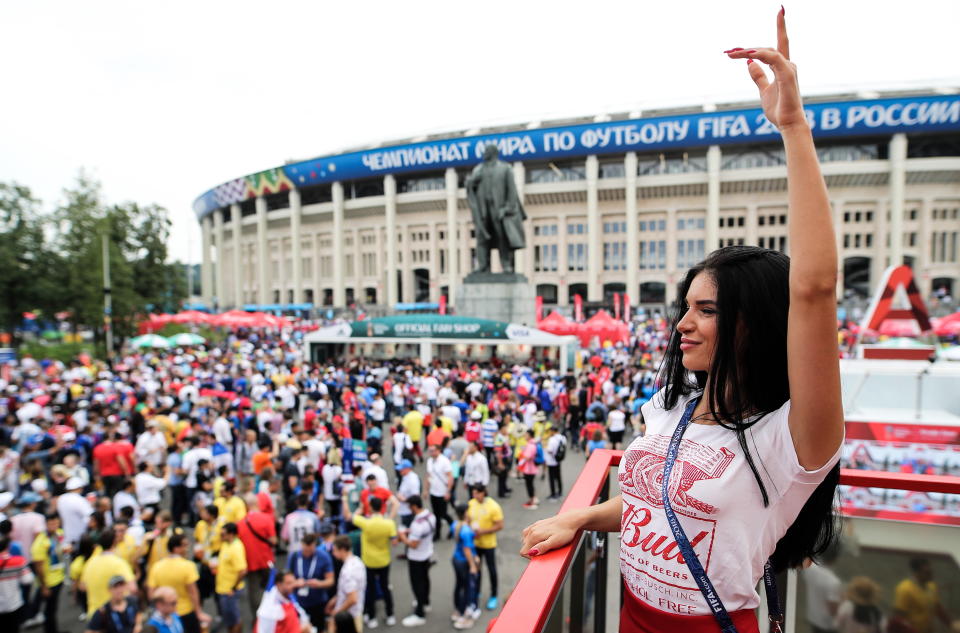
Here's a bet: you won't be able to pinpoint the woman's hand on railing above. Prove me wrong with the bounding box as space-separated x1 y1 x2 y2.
520 512 581 559
520 494 623 558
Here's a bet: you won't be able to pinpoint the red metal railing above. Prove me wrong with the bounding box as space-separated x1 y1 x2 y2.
492 449 960 633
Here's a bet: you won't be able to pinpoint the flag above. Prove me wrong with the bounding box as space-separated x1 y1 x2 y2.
624 294 631 322
613 293 620 320
574 294 583 322
535 296 543 322
439 294 447 315
517 372 535 397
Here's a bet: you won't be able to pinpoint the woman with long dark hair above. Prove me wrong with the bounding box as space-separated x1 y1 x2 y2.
521 10 844 633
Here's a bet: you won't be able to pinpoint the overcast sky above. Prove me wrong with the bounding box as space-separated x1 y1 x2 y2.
3 0 957 264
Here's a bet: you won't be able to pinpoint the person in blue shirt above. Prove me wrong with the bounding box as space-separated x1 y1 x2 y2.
142 586 184 633
286 532 334 631
450 503 479 630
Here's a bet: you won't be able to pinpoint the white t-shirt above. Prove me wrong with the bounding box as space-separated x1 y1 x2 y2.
335 555 367 617
440 405 462 430
426 455 453 497
182 447 213 488
462 452 490 487
607 409 627 432
57 492 94 545
802 562 843 630
135 431 167 467
406 510 436 562
397 471 421 517
545 434 565 467
321 464 342 501
617 389 841 616
135 472 167 506
421 377 440 401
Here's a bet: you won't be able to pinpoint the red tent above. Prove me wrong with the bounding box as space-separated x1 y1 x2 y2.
877 318 921 337
139 313 175 334
579 310 629 346
171 310 213 324
536 310 577 336
932 315 960 337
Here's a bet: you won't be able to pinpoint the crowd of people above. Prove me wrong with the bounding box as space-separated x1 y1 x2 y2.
0 320 667 633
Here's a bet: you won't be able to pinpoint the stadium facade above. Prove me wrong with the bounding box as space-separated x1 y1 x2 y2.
194 89 960 314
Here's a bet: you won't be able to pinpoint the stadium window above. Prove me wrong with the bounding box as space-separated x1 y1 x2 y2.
759 216 766 226
866 234 873 248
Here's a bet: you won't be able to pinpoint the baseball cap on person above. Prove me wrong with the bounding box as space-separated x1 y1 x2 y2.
16 492 42 506
318 521 335 535
470 410 482 420
65 477 84 491
398 459 413 471
108 575 128 588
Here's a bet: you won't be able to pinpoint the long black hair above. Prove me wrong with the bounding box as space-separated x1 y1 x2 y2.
659 245 840 572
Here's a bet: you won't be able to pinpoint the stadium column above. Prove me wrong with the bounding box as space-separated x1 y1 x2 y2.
831 200 844 300
706 145 721 253
332 182 345 307
625 152 639 303
586 155 601 302
444 168 458 306
213 209 225 309
256 196 269 306
289 188 302 305
384 175 398 307
230 204 242 308
200 215 213 306
665 207 678 305
888 133 907 268
917 197 931 296
745 204 759 246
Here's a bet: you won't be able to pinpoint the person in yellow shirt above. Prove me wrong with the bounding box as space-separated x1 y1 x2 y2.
466 485 504 610
343 495 397 626
31 514 68 633
402 409 425 444
215 481 247 525
144 511 184 574
893 557 952 633
147 533 210 633
80 529 136 617
194 505 224 563
215 523 247 633
112 519 142 577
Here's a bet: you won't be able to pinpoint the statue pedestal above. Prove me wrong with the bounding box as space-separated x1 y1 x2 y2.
458 273 536 325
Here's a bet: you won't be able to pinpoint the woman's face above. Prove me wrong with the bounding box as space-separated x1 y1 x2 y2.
676 272 719 373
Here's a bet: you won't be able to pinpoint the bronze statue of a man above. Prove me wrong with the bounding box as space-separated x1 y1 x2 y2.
465 144 527 274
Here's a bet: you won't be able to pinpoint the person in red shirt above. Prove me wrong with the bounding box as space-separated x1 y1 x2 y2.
464 411 482 444
238 492 277 619
358 474 398 518
93 431 135 497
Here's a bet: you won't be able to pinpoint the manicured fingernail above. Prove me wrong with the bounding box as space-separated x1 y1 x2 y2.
780 5 785 15
528 549 540 556
746 59 754 65
745 49 757 54
723 48 743 53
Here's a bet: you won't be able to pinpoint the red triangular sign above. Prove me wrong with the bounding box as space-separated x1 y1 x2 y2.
861 265 932 333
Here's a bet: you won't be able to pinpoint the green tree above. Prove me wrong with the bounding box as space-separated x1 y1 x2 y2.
0 182 61 337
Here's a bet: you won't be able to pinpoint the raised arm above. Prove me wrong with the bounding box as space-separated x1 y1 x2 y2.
727 9 843 469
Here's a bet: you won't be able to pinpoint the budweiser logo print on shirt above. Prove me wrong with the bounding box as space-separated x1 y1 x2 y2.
618 435 735 592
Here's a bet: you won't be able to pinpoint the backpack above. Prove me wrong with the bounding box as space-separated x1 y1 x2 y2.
555 436 567 462
534 442 545 466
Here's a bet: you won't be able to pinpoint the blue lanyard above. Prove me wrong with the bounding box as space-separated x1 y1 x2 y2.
109 603 135 633
661 398 783 633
